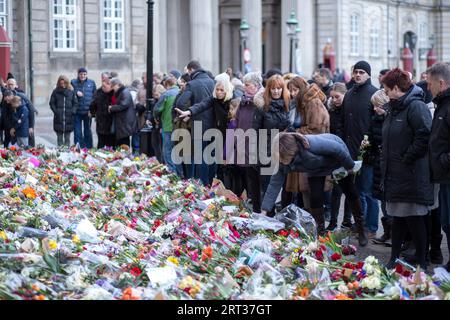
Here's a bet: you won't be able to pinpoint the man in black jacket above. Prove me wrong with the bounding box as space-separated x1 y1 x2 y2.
176 60 215 185
427 62 450 272
341 61 379 243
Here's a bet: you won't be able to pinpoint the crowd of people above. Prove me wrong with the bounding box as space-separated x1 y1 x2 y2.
0 59 449 273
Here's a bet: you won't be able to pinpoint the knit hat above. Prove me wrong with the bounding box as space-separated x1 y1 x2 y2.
353 61 371 76
78 67 88 74
7 72 14 80
169 69 181 79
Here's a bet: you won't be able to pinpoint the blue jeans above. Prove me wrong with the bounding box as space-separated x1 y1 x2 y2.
74 114 93 149
440 184 450 255
356 164 380 232
162 132 176 173
191 140 217 186
132 133 140 154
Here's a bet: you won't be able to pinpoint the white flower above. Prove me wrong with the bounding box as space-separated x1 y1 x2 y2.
386 285 402 299
82 287 113 300
365 256 379 265
305 241 319 253
361 276 382 290
217 228 228 238
338 284 349 294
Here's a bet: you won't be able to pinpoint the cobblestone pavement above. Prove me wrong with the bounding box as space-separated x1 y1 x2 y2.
34 112 449 269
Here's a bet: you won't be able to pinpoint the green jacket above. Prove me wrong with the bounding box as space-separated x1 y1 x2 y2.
154 86 179 132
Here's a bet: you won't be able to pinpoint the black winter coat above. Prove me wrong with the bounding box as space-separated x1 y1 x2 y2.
49 88 78 133
328 103 345 138
190 91 241 137
176 69 215 133
368 113 385 200
342 79 378 160
429 88 450 184
381 85 434 205
253 99 291 159
110 86 138 140
90 88 114 135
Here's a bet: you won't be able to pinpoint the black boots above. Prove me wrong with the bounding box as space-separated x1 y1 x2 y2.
429 234 444 265
373 217 392 245
350 199 368 247
310 207 326 237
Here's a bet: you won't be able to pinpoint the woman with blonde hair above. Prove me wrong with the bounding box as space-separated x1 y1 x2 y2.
261 132 368 246
253 74 291 201
49 75 78 146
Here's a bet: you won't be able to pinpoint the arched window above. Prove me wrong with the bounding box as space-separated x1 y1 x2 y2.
370 23 380 57
350 13 360 56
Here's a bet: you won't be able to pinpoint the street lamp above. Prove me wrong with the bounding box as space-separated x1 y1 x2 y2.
240 19 250 73
286 11 298 73
141 0 155 156
294 26 301 74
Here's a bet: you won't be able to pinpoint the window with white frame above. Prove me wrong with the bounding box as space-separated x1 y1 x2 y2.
0 0 8 31
370 23 380 57
103 0 125 52
388 17 396 57
350 13 360 56
52 0 77 51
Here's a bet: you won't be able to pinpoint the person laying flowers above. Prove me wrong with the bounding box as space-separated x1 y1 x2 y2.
261 132 368 246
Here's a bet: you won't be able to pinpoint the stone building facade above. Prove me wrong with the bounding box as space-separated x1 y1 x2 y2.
4 0 450 110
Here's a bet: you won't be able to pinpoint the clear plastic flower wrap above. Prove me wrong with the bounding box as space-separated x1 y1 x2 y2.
240 263 288 300
274 205 317 239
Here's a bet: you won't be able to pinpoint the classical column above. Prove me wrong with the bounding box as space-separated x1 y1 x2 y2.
153 0 168 73
241 0 262 72
190 0 214 72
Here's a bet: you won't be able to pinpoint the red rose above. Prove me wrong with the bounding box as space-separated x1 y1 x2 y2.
395 264 403 274
71 184 78 192
130 267 142 277
356 262 364 269
315 250 324 261
331 253 342 262
278 230 289 237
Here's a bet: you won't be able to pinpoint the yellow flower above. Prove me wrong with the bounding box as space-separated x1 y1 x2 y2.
167 256 179 266
184 185 195 195
72 235 80 244
48 240 58 250
0 231 7 240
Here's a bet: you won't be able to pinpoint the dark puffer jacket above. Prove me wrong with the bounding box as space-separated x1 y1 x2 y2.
381 85 434 205
176 69 215 133
342 79 378 160
90 88 114 135
71 78 97 115
328 100 345 138
261 133 355 212
110 86 138 140
49 87 78 133
252 99 291 159
190 91 241 137
429 87 450 184
368 113 385 200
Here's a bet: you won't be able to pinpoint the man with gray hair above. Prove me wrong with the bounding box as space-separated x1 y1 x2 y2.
427 62 450 272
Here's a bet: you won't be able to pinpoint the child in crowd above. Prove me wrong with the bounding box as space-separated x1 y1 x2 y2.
10 96 30 148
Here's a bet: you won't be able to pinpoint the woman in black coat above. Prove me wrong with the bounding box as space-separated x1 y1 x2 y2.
109 78 138 147
380 69 434 270
49 75 78 147
253 75 291 196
